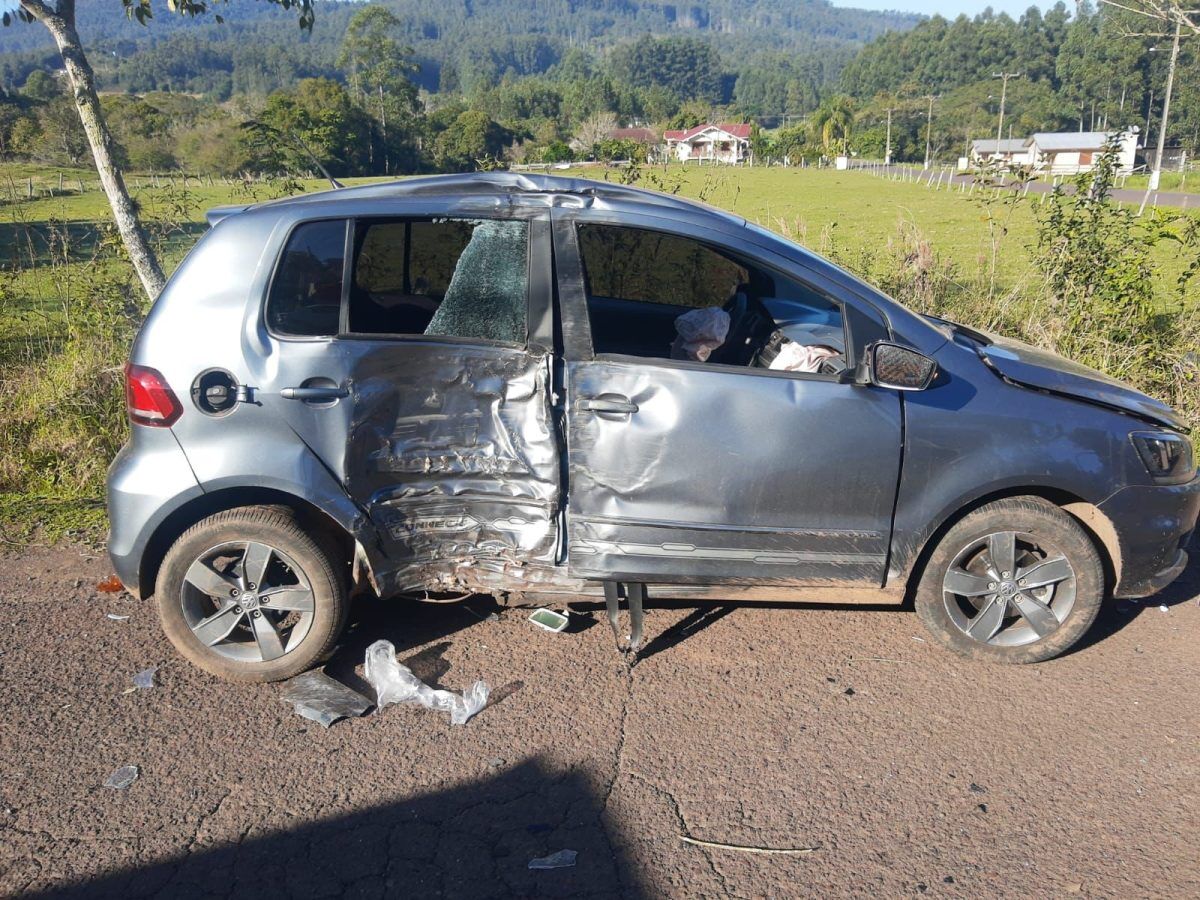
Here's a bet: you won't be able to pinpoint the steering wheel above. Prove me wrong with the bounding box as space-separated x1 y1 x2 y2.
710 290 755 366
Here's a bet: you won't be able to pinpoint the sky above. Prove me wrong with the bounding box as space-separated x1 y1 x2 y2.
832 0 1051 16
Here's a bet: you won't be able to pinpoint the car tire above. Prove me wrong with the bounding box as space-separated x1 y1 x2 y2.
915 497 1105 664
155 506 349 682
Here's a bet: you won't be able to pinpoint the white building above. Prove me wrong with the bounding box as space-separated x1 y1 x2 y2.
969 138 1030 168
1026 129 1139 175
662 124 752 164
968 129 1140 175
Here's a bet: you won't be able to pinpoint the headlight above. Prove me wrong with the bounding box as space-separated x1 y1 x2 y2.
1130 431 1195 484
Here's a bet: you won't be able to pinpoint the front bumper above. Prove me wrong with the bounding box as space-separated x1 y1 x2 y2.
1099 472 1200 599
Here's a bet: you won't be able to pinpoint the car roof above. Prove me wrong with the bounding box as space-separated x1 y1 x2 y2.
234 171 746 226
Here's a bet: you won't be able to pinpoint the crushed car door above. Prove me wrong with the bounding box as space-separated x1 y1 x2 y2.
552 211 903 586
263 208 561 598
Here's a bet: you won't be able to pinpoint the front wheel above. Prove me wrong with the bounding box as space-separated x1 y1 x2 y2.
915 497 1105 664
155 507 349 682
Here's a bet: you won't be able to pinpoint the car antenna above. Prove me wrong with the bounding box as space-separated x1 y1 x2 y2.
286 129 344 189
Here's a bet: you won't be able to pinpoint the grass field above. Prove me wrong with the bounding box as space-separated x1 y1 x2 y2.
5 162 1195 345
0 162 1122 346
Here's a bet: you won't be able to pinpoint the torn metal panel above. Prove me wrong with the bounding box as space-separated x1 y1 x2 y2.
343 342 562 595
563 357 902 584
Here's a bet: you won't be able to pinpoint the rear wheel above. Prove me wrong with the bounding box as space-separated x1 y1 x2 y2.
155 507 349 682
915 498 1105 664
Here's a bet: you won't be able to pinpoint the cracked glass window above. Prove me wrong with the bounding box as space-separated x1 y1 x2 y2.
350 218 528 343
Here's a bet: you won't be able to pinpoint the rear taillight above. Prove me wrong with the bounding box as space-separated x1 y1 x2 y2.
124 362 182 427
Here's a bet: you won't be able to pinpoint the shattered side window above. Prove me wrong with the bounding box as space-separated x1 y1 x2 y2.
349 218 528 344
266 220 346 337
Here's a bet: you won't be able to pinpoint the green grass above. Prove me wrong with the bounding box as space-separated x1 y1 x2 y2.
3 164 1197 349
632 165 1197 307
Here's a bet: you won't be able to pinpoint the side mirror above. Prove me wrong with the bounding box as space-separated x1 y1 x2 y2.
867 341 937 391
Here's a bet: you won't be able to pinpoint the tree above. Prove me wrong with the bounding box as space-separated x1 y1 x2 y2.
21 69 60 102
3 0 317 302
1103 0 1200 37
337 6 420 173
257 78 374 177
812 95 856 155
608 35 725 104
574 111 617 153
434 109 509 171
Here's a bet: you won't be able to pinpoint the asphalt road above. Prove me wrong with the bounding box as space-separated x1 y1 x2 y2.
1 541 1197 898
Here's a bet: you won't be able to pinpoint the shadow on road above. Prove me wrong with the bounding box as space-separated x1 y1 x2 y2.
1069 532 1199 657
27 759 647 899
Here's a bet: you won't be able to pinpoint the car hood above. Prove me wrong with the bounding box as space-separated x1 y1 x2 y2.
975 333 1184 430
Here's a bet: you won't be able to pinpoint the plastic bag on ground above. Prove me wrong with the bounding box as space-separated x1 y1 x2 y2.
364 640 489 726
671 308 730 362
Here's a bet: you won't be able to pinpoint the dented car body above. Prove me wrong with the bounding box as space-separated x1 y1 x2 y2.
107 173 1199 676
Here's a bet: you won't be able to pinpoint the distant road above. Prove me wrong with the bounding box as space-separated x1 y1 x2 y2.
854 164 1199 211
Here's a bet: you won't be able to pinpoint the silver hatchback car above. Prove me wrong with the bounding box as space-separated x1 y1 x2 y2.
108 173 1198 681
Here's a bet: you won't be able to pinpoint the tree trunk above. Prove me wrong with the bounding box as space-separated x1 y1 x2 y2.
39 10 166 301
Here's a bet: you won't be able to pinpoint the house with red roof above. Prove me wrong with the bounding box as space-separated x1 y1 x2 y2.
663 123 753 164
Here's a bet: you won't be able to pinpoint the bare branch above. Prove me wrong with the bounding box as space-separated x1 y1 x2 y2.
16 0 57 23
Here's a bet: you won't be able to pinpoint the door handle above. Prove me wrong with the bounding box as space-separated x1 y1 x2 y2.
280 386 348 402
578 395 638 415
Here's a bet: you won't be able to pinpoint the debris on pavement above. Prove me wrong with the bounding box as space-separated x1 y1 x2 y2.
132 666 158 690
848 656 902 664
106 613 131 621
528 849 577 870
96 575 123 593
280 670 371 728
365 640 489 726
680 835 817 855
104 766 139 790
528 609 569 632
1159 605 1169 613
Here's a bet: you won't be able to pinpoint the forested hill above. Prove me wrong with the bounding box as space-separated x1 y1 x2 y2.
0 0 918 97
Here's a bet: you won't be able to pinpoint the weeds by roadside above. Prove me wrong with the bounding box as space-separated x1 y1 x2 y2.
0 187 198 541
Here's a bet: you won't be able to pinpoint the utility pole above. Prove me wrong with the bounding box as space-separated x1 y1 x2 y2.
1149 19 1182 192
923 94 935 170
885 106 893 165
993 72 1021 147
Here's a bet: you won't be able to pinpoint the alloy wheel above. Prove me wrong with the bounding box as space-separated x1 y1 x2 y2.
941 530 1077 647
180 541 316 662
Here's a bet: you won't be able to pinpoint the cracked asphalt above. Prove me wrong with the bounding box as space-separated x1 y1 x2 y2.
1 541 1198 898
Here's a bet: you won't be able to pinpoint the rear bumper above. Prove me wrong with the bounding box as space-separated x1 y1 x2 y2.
1100 472 1200 599
106 429 203 598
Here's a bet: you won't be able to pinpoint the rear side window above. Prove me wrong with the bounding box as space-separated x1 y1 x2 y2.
266 220 346 337
349 218 528 343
